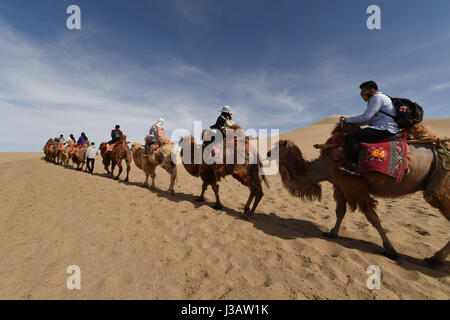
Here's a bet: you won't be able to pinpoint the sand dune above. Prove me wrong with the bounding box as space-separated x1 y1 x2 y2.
0 117 449 299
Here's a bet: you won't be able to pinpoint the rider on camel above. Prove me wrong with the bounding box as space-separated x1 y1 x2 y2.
76 132 88 147
108 125 123 146
143 118 165 157
340 81 399 175
204 105 235 147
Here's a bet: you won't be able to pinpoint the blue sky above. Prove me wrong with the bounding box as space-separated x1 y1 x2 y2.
0 0 449 151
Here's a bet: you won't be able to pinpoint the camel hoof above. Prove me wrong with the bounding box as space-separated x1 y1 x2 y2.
423 256 443 266
113 176 119 180
322 231 338 239
195 197 205 202
212 204 223 210
169 189 175 195
383 250 399 260
243 211 254 219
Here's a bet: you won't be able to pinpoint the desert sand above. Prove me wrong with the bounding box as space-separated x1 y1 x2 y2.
0 117 448 299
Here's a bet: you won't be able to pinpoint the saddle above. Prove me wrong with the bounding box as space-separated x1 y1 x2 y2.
333 131 408 181
106 142 121 152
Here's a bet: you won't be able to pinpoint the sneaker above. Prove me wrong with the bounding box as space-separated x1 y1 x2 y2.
338 165 360 176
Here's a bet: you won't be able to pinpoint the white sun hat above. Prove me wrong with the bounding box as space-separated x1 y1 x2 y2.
157 117 165 123
218 105 232 114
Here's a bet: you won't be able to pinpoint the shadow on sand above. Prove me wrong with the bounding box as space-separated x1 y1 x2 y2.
43 158 450 277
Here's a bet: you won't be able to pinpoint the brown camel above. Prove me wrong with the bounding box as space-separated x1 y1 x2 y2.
179 126 269 216
99 142 113 174
71 141 90 171
110 135 132 181
130 136 177 193
268 122 449 265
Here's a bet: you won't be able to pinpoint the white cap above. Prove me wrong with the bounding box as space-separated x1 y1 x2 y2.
158 118 164 123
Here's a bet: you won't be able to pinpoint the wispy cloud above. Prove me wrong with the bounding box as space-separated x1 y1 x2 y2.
0 22 326 151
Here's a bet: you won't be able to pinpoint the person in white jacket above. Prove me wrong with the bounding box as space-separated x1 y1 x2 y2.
85 142 99 174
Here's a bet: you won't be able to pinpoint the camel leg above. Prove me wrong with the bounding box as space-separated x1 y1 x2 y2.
425 241 450 266
104 161 110 174
246 184 263 216
211 184 223 210
195 182 208 202
324 186 347 238
115 161 123 180
111 161 116 177
163 163 176 194
244 190 255 214
150 170 156 189
362 207 398 259
143 173 150 186
124 161 130 182
423 182 450 265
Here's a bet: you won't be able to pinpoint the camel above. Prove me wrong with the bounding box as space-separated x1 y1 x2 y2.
179 125 269 216
43 139 53 161
267 122 449 265
48 140 64 164
54 140 66 165
110 135 132 181
130 136 177 193
71 141 90 171
99 142 113 174
60 140 75 167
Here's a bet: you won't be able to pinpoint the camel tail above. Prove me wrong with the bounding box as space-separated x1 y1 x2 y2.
257 154 270 189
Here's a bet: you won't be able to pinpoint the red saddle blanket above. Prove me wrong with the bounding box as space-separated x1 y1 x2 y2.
358 132 408 181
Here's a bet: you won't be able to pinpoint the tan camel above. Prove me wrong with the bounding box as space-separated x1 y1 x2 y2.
130 136 177 193
48 140 64 164
60 140 74 167
179 126 269 216
43 139 53 161
71 141 90 171
110 135 132 181
268 123 449 265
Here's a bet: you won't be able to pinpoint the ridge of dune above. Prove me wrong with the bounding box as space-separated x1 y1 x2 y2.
279 116 450 159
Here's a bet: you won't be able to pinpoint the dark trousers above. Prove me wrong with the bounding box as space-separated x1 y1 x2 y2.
344 128 395 164
86 158 95 173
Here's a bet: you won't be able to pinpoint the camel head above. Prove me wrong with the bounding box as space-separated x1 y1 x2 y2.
131 141 142 152
269 140 322 201
158 136 172 146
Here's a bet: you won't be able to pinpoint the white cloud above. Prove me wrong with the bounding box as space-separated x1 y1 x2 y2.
0 22 324 151
430 82 450 92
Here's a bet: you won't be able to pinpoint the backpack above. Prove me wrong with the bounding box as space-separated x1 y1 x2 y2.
221 115 236 128
113 130 121 139
381 96 424 129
